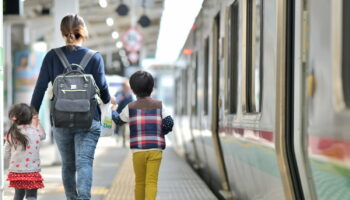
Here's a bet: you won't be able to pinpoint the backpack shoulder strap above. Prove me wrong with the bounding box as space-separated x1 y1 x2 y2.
53 48 70 69
80 50 97 70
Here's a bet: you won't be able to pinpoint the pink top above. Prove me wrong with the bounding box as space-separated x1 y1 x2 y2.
5 125 46 173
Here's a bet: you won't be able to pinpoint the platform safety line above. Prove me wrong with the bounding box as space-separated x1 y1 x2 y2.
104 151 135 200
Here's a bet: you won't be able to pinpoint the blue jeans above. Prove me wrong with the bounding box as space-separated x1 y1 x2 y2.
53 120 101 200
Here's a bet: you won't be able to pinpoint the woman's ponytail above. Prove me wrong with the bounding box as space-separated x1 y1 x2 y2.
67 33 76 44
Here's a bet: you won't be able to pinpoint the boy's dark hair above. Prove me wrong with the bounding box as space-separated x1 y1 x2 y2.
7 103 33 149
129 71 154 97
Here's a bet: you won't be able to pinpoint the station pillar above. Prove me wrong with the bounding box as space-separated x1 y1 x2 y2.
54 0 79 46
0 3 4 200
51 0 79 164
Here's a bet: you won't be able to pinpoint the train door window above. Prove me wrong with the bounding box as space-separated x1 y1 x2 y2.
342 0 350 108
204 38 209 115
246 0 263 113
183 69 188 115
192 53 199 115
227 1 239 114
175 79 179 115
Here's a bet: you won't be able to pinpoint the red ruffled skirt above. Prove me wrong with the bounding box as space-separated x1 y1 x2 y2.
7 172 44 189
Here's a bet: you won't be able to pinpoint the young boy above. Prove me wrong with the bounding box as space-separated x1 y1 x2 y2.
112 70 174 200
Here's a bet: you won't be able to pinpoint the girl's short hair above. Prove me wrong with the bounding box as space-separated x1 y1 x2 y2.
129 71 154 97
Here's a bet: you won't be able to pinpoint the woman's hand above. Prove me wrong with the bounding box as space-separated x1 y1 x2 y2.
112 104 118 111
32 115 40 128
110 96 117 105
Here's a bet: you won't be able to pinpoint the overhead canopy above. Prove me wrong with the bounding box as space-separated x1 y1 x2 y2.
6 0 164 60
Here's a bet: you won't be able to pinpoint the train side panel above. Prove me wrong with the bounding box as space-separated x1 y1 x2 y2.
217 0 285 199
304 0 350 199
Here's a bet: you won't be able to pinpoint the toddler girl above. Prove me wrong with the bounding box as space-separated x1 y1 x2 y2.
5 103 46 200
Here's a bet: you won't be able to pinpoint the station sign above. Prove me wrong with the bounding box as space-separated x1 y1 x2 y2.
121 27 144 52
128 52 139 64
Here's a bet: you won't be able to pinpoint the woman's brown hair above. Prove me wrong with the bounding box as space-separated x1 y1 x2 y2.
60 14 88 50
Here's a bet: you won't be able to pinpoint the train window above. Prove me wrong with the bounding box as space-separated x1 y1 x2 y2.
188 54 198 115
342 0 350 108
204 38 209 115
246 0 263 113
174 79 178 115
183 70 188 115
193 53 199 115
228 1 239 114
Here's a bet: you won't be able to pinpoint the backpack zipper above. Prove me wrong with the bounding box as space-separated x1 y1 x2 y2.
53 75 100 96
61 89 87 94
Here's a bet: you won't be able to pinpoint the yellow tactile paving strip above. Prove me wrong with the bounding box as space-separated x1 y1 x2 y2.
104 152 134 200
103 149 218 200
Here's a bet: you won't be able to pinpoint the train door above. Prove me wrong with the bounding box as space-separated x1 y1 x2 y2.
186 64 201 165
297 0 350 199
292 0 319 199
208 12 232 199
193 47 213 183
275 0 308 199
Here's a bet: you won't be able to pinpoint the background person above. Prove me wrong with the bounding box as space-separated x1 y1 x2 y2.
114 80 134 146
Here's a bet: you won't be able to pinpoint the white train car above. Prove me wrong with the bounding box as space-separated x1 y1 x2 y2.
174 0 350 199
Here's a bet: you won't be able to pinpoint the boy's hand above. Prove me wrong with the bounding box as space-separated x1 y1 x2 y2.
112 104 118 111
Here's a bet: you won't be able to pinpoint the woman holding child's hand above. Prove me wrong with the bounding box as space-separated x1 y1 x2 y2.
111 104 118 111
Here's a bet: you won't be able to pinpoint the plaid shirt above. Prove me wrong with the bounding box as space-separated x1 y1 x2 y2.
112 101 174 150
128 108 165 149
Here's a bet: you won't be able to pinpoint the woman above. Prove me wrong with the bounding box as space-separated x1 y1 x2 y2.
31 14 112 200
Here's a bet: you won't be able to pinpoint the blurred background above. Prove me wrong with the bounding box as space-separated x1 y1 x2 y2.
1 0 204 199
2 0 203 141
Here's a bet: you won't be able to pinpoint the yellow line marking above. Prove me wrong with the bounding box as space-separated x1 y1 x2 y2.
104 152 134 200
91 187 109 195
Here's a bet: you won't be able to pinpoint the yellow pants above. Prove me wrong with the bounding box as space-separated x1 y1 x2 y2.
133 151 162 200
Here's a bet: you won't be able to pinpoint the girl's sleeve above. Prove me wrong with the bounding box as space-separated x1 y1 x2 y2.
161 105 174 135
112 105 129 126
38 128 46 141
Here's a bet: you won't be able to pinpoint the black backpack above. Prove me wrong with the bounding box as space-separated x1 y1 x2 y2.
51 48 100 128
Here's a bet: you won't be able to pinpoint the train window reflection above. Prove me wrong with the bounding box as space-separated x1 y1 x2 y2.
246 0 263 113
183 70 188 115
228 1 239 114
193 53 199 115
342 0 350 108
204 38 209 115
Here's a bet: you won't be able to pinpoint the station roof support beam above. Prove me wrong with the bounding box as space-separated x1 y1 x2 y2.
54 0 79 47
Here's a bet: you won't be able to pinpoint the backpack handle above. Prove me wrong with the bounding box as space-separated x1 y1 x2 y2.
63 70 89 82
63 70 84 76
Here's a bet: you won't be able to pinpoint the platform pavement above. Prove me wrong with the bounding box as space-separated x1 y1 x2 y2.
3 136 128 200
104 148 218 200
4 136 218 200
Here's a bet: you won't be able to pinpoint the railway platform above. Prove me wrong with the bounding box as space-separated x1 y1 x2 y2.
3 137 217 200
104 146 217 200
